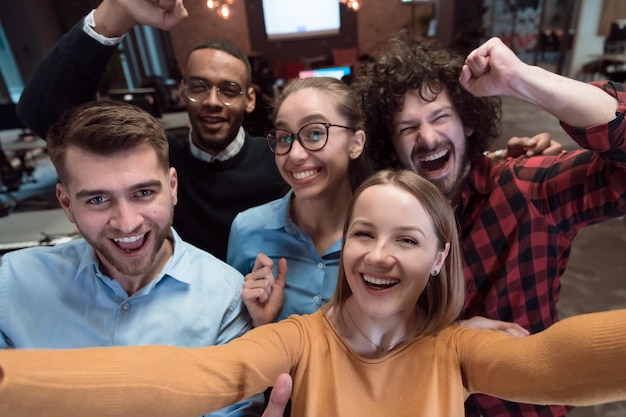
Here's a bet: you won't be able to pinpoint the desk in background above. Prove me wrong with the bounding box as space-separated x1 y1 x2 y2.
0 128 46 151
0 208 78 256
0 128 58 211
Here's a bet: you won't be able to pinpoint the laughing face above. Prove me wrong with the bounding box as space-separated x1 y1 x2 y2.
273 88 365 201
342 184 448 320
181 48 255 155
56 143 178 293
391 88 473 201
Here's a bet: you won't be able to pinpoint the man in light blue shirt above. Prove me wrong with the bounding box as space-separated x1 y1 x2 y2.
0 100 263 417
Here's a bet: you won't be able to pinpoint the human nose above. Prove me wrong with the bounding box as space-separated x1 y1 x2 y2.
365 239 394 267
288 135 309 160
201 86 222 106
109 200 143 233
418 124 439 146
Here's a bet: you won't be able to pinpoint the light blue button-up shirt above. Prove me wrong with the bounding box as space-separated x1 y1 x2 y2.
0 228 262 417
227 191 341 321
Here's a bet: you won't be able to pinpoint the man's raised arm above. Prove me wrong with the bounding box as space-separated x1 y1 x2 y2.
16 0 187 138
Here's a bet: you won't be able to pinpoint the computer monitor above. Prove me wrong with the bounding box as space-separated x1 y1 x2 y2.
107 88 162 118
298 65 352 80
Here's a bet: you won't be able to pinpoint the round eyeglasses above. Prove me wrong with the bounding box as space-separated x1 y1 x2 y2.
184 79 245 106
266 122 356 155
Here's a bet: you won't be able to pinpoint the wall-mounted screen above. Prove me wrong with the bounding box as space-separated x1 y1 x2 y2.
262 0 341 41
298 66 352 80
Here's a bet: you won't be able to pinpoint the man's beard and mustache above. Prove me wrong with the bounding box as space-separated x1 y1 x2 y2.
80 209 174 277
409 142 472 203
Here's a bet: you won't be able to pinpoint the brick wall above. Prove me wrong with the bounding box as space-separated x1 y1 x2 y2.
169 0 434 74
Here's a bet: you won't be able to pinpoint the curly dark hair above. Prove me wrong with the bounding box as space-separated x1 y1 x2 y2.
352 30 502 170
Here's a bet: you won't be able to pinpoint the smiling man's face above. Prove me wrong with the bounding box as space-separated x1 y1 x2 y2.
56 143 177 290
181 48 255 155
391 88 472 201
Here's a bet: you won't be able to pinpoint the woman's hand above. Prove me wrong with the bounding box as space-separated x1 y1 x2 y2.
242 253 288 327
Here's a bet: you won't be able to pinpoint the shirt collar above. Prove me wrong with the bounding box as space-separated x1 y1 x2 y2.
156 228 194 285
265 190 294 230
188 127 245 162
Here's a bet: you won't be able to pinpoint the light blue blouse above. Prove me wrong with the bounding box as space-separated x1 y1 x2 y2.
227 191 341 321
0 228 262 417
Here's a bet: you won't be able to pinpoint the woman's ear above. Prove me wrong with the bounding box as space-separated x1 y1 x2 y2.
349 130 366 159
433 242 450 274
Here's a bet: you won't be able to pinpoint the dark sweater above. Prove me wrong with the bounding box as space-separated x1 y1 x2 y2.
17 19 287 261
169 130 286 260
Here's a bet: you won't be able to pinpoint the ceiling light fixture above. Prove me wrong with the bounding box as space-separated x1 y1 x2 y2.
207 0 234 19
339 0 362 12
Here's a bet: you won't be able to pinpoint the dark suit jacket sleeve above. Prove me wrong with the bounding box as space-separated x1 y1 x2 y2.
16 19 119 138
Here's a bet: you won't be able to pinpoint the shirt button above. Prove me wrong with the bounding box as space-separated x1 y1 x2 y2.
313 296 320 303
121 303 131 311
317 263 323 268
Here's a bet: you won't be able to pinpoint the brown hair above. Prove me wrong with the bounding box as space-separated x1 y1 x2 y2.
327 169 465 337
353 29 501 171
47 100 169 184
272 76 372 191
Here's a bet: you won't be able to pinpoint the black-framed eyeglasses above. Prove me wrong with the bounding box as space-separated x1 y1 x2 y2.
184 78 245 106
266 122 356 155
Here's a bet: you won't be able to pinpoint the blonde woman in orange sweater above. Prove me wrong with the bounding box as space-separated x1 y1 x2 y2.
1 169 626 416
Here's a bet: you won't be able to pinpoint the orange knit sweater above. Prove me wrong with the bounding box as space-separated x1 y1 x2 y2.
1 309 626 416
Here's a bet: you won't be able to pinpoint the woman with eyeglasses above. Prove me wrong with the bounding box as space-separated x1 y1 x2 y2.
226 76 372 328
226 78 527 339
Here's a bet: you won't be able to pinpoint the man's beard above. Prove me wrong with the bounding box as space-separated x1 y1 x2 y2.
81 211 173 277
409 147 471 204
429 158 471 202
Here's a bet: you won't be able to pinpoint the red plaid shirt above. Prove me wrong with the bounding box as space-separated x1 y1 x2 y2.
461 81 626 417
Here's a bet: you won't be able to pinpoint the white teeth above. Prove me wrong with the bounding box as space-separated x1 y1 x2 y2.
363 274 399 286
113 234 144 243
293 170 318 180
419 149 448 162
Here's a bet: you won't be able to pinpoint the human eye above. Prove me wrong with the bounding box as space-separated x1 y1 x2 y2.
348 227 374 240
397 125 418 137
218 82 242 97
302 124 327 142
432 113 451 123
187 79 207 93
86 195 109 205
397 236 418 246
274 130 293 144
135 189 154 199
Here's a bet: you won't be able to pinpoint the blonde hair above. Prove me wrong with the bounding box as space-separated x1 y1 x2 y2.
327 169 465 337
